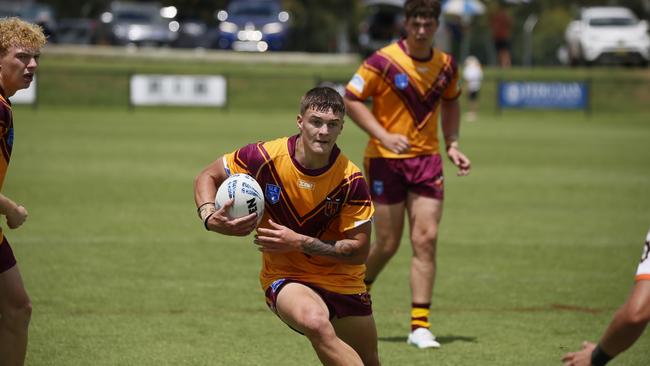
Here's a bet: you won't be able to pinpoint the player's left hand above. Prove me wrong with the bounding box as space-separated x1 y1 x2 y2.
561 341 596 366
205 199 258 236
446 146 471 176
7 205 28 229
254 219 304 253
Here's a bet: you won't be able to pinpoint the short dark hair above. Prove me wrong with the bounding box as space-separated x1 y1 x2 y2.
404 0 441 21
299 87 345 119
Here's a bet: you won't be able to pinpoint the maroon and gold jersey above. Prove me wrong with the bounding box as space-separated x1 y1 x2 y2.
345 39 461 159
222 135 374 294
0 90 14 243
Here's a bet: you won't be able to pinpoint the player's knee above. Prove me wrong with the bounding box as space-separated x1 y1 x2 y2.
411 226 438 244
2 300 32 331
301 311 334 341
411 233 437 256
374 236 401 257
377 243 399 258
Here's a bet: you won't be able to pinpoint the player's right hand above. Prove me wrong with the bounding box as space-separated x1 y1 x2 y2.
561 341 596 366
380 133 410 154
6 205 28 229
205 199 258 236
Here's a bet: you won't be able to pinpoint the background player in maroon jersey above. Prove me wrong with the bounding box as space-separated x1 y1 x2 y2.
344 0 471 349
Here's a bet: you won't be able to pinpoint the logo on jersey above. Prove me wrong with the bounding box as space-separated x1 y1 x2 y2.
349 73 365 93
373 180 384 196
436 73 450 89
270 278 286 294
395 73 409 90
324 197 341 217
298 179 314 190
265 184 281 204
359 292 371 305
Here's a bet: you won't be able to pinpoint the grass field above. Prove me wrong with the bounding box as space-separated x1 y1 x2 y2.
4 100 649 365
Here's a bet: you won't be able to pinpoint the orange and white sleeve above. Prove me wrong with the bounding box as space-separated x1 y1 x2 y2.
345 63 381 101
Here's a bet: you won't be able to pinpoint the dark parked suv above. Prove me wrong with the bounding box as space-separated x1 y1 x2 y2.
214 0 290 52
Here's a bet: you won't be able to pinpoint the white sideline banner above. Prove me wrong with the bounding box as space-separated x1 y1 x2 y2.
130 74 227 107
12 76 37 104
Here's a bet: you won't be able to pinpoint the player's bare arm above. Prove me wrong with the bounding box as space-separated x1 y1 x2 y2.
255 219 371 264
194 157 229 207
441 98 471 176
0 193 28 229
194 157 258 236
344 97 410 154
596 280 650 356
562 281 650 366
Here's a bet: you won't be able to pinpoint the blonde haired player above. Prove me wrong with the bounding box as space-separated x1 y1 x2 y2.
194 87 380 365
0 17 46 365
562 228 650 366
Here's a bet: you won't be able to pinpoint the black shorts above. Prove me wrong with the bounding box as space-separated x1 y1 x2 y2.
494 39 511 51
0 237 17 273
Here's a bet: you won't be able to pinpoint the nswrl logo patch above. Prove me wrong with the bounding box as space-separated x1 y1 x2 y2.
394 73 409 90
265 184 281 204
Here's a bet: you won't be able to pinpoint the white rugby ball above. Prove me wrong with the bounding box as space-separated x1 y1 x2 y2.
215 173 265 224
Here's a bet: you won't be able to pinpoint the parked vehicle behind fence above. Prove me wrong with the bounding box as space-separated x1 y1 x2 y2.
565 6 650 66
213 0 290 52
93 1 179 47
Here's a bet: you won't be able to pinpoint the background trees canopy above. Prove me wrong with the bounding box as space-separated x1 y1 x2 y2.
30 0 650 64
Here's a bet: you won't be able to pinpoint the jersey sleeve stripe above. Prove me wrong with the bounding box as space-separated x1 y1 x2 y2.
344 90 362 100
438 55 461 101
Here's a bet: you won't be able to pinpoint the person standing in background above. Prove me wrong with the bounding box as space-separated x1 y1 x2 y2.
462 55 483 122
490 4 512 68
344 0 471 349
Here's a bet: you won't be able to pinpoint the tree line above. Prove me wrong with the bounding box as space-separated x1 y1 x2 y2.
36 0 650 64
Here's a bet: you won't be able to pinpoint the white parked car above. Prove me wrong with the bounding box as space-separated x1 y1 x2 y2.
565 7 650 66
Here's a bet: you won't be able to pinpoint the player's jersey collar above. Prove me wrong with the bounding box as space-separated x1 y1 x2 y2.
287 134 340 176
398 39 434 62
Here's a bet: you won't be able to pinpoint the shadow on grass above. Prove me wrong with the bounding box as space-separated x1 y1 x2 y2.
379 335 477 345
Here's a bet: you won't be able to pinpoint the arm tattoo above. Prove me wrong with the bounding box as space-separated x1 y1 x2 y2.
301 238 355 258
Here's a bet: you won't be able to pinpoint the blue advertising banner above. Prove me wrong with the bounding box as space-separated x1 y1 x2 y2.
498 81 589 110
